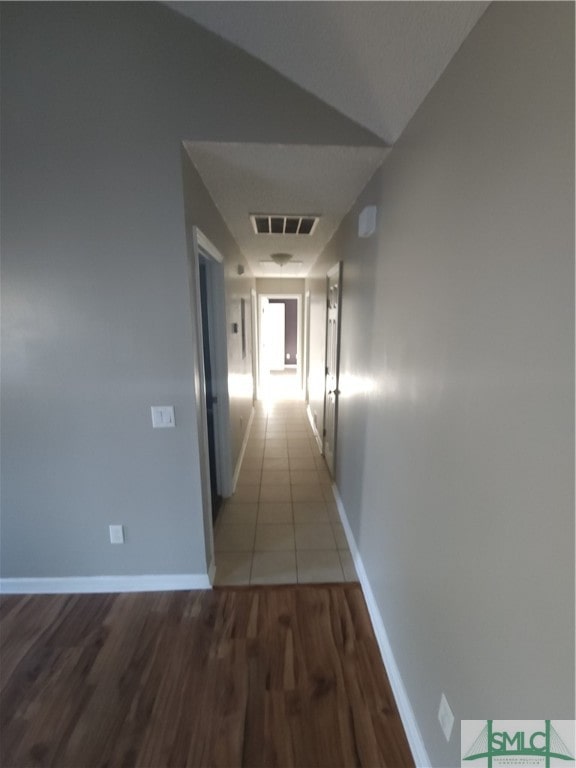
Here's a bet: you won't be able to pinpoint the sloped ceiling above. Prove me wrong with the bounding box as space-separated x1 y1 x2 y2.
168 1 489 144
174 2 490 277
185 142 388 277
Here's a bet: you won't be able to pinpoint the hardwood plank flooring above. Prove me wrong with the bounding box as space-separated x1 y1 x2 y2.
0 585 414 768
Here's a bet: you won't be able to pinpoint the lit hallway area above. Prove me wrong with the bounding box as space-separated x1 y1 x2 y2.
214 392 358 586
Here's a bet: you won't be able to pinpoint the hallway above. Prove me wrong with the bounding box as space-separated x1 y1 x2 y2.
214 395 358 586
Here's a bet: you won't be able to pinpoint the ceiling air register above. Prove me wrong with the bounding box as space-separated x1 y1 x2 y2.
250 214 319 236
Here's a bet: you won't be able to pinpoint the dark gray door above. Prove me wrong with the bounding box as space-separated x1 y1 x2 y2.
199 259 222 522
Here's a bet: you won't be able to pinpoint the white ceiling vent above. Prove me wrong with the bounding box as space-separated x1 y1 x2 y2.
250 214 319 236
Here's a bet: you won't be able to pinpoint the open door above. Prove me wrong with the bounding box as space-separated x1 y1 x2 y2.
304 290 311 403
250 289 258 402
263 301 286 371
323 262 343 477
198 257 223 521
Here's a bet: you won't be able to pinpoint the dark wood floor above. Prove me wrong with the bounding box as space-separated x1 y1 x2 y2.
0 585 414 768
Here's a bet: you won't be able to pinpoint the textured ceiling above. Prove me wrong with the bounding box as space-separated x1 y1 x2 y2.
185 142 388 277
168 1 489 144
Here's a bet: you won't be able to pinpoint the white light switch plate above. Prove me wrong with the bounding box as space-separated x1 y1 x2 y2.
151 405 175 428
109 524 124 544
358 205 377 237
438 692 455 742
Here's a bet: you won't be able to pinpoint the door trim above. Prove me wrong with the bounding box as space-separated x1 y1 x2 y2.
189 227 233 575
194 229 233 498
257 292 303 399
322 262 343 476
304 289 311 404
250 288 259 401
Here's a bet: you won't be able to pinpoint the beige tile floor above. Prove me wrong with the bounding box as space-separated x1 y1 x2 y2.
214 398 359 586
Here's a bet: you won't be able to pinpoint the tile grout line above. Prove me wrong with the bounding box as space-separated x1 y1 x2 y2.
221 400 356 585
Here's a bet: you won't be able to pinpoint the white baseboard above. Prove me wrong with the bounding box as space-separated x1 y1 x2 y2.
0 573 212 595
332 484 431 768
306 403 323 453
232 405 255 492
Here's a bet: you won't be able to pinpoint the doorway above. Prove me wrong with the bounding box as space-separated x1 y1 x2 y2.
258 294 303 401
250 288 259 402
304 289 311 404
189 228 233 573
198 258 222 521
323 263 343 477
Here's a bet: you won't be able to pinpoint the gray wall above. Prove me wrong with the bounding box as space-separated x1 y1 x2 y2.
0 2 376 579
309 3 574 766
256 278 306 295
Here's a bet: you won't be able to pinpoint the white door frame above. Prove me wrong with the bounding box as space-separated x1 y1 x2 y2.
250 288 259 403
323 263 343 476
188 227 233 575
257 293 303 399
304 289 311 404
